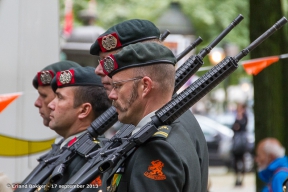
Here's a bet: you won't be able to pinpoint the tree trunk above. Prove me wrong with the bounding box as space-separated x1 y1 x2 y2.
249 0 288 191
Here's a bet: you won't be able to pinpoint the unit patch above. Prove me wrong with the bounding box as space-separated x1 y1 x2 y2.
144 160 166 180
90 175 102 187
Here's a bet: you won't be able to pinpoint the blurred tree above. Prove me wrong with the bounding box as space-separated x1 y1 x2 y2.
249 0 288 190
60 0 249 50
59 0 250 89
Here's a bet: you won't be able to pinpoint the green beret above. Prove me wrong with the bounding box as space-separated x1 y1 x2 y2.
51 66 103 92
90 19 160 56
99 42 176 77
32 60 81 89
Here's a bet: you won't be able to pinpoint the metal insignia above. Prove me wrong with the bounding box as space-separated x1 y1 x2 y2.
40 71 53 84
103 57 115 73
102 34 117 50
59 70 72 84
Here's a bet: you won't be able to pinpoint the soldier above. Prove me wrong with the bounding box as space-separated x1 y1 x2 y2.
33 61 81 127
97 42 202 192
13 61 82 190
91 19 208 191
32 60 81 157
39 66 111 192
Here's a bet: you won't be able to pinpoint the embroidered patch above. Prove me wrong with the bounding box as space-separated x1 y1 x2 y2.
144 160 166 180
100 55 118 75
37 70 54 86
56 69 75 87
90 175 102 187
97 32 122 52
152 125 171 138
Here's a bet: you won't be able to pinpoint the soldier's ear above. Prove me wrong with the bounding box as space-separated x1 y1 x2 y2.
141 76 153 98
78 103 92 119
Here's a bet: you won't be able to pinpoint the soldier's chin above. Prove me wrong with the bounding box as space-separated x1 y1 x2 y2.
43 119 50 127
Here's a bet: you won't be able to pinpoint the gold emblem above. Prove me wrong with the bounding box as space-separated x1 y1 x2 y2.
158 126 169 130
59 70 72 84
40 71 53 84
102 34 117 50
103 56 115 73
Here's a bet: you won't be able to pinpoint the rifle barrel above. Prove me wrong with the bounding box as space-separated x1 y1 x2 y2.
235 17 287 61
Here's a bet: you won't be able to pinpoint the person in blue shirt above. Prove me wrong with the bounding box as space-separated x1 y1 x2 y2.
255 137 288 192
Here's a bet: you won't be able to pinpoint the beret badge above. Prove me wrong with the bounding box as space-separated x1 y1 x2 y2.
59 70 73 84
102 34 117 51
97 32 122 52
100 55 118 75
37 70 54 85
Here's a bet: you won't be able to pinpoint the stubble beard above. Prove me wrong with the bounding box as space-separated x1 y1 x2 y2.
113 82 139 120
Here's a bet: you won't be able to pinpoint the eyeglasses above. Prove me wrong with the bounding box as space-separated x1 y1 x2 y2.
111 76 143 91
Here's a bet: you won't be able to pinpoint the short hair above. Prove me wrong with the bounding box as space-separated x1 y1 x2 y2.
73 86 111 119
132 63 175 95
263 139 286 158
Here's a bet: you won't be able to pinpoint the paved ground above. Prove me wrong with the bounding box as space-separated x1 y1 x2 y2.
208 166 256 192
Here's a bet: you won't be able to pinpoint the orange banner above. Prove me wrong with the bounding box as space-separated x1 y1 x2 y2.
242 56 279 75
0 92 22 113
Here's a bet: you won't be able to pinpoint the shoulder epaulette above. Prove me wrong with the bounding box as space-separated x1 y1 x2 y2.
151 125 172 139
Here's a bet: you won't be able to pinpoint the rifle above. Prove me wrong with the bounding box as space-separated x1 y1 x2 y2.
54 15 243 190
159 29 170 42
59 16 287 192
17 14 243 191
15 34 203 192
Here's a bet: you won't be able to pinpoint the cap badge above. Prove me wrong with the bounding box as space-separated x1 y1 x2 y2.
59 70 73 84
102 34 117 51
103 57 115 73
97 32 122 52
100 55 118 75
37 70 54 86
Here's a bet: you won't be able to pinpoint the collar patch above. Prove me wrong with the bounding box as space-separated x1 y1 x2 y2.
100 55 118 75
67 137 77 147
144 160 166 180
37 70 54 86
97 32 122 52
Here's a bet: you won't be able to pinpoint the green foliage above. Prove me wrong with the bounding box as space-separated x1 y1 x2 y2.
60 0 249 48
59 0 250 85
